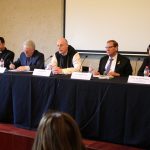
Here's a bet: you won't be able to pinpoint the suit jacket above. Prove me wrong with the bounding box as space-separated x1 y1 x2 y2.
0 48 14 69
14 50 44 71
98 54 132 76
137 56 150 76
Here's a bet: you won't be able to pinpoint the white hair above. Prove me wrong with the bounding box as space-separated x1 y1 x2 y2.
23 40 35 49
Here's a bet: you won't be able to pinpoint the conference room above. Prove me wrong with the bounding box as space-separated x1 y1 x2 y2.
0 0 150 150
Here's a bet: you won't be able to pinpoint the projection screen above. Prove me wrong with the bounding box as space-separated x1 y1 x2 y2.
64 0 150 55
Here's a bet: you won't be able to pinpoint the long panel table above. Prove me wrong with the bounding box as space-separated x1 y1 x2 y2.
0 71 150 149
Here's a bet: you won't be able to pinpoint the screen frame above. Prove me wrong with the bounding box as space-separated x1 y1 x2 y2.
63 0 147 56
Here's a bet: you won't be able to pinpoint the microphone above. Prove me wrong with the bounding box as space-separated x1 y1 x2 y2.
45 55 53 69
134 57 140 75
45 55 53 62
80 55 88 71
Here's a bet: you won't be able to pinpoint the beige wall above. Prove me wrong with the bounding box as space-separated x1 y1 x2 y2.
0 0 64 62
0 0 144 74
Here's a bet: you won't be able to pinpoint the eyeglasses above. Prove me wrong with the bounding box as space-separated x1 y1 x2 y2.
105 46 115 49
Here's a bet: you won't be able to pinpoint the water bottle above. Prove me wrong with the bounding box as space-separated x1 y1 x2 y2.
88 64 93 72
144 66 149 77
0 58 4 68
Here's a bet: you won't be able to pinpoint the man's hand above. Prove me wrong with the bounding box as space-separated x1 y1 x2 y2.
9 64 15 70
107 71 120 77
16 66 28 71
92 70 100 75
52 67 62 74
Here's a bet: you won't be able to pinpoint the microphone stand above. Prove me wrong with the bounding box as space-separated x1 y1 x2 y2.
45 55 53 62
79 55 88 71
45 55 53 69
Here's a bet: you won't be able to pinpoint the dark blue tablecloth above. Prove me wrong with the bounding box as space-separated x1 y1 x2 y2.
0 71 150 149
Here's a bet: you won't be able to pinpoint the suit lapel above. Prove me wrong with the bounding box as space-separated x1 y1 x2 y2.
22 54 27 65
29 57 34 65
27 51 36 65
115 54 121 72
101 56 109 73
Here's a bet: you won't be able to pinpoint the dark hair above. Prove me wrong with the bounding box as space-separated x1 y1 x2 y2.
0 37 5 44
147 44 150 53
32 111 85 150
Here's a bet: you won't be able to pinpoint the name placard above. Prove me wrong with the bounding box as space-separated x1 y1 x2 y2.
71 72 92 80
33 69 51 77
0 67 6 73
128 75 150 84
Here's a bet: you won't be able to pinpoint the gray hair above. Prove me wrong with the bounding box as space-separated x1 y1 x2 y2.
57 37 68 44
23 40 35 49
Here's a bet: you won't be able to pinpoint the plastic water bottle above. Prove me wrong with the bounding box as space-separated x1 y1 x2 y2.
88 64 93 72
144 66 149 77
0 59 4 68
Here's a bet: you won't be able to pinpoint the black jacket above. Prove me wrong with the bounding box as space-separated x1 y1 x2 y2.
98 54 132 76
137 56 150 76
0 48 14 69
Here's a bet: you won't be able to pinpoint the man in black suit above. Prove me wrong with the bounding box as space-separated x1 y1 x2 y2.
9 40 44 71
94 40 132 77
0 37 14 69
137 44 150 76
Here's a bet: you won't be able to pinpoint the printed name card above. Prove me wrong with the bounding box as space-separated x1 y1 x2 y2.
128 75 150 84
0 67 6 73
33 69 51 77
71 72 92 80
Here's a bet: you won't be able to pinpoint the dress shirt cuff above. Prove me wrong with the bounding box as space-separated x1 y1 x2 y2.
62 68 79 74
62 68 69 74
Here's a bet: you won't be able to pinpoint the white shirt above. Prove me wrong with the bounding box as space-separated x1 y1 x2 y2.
46 52 81 74
105 54 118 72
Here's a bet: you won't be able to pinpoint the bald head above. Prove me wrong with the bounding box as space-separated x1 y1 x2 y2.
57 38 68 44
57 38 68 55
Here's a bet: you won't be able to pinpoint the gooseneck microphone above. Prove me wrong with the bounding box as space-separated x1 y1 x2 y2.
45 55 53 69
45 55 53 62
79 55 88 71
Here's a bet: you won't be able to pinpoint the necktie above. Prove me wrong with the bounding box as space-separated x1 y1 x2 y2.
26 57 31 65
105 58 113 74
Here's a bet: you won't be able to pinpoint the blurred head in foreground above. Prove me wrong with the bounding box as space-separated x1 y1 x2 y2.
32 111 85 150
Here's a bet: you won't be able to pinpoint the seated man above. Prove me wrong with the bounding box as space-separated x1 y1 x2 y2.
9 40 44 71
94 40 132 77
0 37 14 69
137 44 150 76
46 37 81 74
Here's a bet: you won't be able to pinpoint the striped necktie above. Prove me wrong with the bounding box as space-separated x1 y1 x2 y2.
105 58 113 75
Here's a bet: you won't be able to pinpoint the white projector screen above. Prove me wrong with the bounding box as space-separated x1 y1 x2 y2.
64 0 150 55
